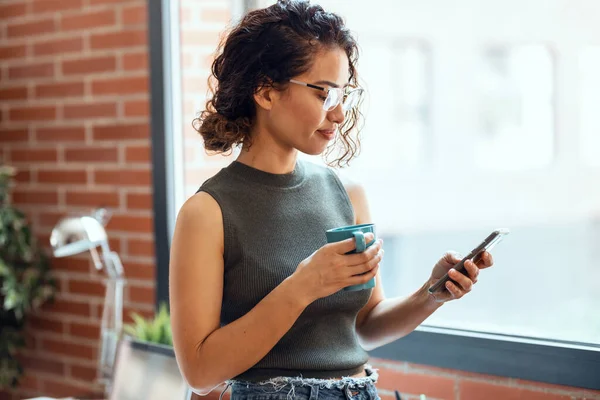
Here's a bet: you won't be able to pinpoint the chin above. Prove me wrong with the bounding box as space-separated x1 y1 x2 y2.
299 144 328 156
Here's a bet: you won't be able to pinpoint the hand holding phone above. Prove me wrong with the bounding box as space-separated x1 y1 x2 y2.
428 228 509 294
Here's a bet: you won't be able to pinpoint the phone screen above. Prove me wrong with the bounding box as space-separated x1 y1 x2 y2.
427 228 509 294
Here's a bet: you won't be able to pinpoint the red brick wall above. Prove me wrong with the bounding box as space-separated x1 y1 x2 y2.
1 0 153 398
1 1 600 400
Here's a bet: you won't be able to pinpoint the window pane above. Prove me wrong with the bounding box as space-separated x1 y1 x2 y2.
580 46 600 167
475 45 555 170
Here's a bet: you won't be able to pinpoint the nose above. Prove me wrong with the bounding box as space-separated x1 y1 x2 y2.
327 102 345 125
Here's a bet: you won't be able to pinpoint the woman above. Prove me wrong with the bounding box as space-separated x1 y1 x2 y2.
169 1 494 399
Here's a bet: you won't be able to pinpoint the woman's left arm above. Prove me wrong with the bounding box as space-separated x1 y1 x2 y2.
343 180 493 351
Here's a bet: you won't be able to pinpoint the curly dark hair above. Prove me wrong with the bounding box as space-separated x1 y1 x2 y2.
192 0 364 167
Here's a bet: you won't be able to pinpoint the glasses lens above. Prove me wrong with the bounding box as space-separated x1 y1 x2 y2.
323 89 340 111
342 90 361 112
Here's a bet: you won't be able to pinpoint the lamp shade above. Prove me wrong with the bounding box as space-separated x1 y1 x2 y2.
50 215 108 257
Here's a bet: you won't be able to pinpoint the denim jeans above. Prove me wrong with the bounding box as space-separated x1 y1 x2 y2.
222 365 381 400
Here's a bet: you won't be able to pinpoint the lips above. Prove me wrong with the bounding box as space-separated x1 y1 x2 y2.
317 129 336 140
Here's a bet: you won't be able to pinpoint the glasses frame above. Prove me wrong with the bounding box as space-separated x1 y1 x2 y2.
289 79 363 112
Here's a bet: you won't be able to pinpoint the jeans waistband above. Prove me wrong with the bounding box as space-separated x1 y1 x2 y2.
227 364 378 389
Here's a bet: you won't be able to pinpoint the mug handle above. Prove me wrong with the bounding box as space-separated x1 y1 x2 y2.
352 231 366 253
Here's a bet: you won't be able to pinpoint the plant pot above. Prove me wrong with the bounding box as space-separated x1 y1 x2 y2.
108 335 190 400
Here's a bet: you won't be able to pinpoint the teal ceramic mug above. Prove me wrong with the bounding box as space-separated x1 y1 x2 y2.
325 223 377 291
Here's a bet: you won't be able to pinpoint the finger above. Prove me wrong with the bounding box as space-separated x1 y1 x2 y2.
444 251 463 266
445 281 463 298
478 251 494 269
448 268 473 292
345 240 382 266
331 233 376 255
463 259 479 283
348 263 379 286
349 249 383 275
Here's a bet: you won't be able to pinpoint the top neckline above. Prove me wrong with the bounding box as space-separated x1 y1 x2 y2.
225 160 306 189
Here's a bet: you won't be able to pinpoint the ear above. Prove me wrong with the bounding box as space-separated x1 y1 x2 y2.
253 84 279 111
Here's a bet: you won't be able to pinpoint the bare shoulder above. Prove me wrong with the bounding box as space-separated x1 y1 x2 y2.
175 191 223 244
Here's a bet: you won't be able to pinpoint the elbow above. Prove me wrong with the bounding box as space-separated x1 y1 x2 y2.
183 370 221 396
176 353 221 395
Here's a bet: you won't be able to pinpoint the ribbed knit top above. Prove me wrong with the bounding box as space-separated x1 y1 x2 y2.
197 160 372 382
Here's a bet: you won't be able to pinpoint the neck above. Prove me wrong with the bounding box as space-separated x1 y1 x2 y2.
236 127 298 174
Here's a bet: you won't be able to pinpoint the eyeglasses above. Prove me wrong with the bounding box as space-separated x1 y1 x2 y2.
289 79 363 112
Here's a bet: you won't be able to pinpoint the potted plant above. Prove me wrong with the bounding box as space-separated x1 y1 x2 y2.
0 165 56 389
123 302 173 347
109 303 190 399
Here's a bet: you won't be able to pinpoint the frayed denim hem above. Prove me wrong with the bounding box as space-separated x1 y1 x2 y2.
220 365 379 400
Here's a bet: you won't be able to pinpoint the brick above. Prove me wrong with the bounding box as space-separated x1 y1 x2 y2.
12 189 58 205
70 364 97 381
122 4 147 25
61 9 116 31
124 98 149 117
51 257 91 273
64 102 117 119
123 51 148 71
125 144 150 162
41 338 96 360
181 30 224 46
28 316 64 334
91 76 148 95
377 368 455 399
68 321 100 340
68 279 106 297
41 378 92 399
9 105 56 121
127 237 155 257
32 0 83 14
90 0 139 4
42 298 91 317
108 214 153 233
66 190 119 207
7 19 56 38
15 169 32 183
95 169 151 186
38 211 64 228
8 62 54 79
10 148 57 162
34 37 83 56
19 354 66 376
0 3 28 18
17 373 40 392
126 192 152 209
93 123 149 140
36 126 86 142
36 81 85 98
122 306 154 324
0 44 27 60
123 261 155 280
128 285 155 304
0 86 28 100
91 30 147 50
62 55 116 75
0 129 28 143
64 146 118 162
459 380 572 400
200 8 231 24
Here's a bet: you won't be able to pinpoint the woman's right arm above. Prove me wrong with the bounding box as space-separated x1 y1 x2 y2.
169 192 309 394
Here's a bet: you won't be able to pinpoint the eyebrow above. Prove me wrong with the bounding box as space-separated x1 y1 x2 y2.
313 80 349 89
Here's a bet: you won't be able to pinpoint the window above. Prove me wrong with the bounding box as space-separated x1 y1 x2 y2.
580 46 600 167
150 0 600 390
475 45 555 170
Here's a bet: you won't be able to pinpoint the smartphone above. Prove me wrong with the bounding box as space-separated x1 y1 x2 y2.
427 228 510 294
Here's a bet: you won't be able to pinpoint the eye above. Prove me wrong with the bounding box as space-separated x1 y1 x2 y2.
318 95 327 102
